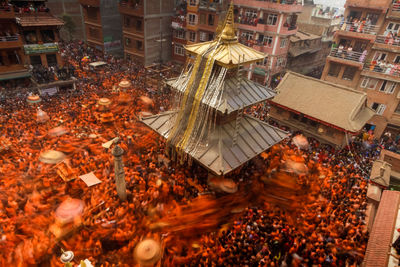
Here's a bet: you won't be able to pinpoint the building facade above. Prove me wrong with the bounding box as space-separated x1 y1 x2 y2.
46 0 85 41
0 1 29 84
321 0 400 138
119 0 174 66
171 0 228 64
79 0 122 56
233 0 302 86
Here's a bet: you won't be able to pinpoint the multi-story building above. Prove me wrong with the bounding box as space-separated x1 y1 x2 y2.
0 0 29 84
11 0 64 67
79 0 122 56
233 0 302 86
320 0 400 138
119 0 174 66
171 0 228 64
46 0 85 40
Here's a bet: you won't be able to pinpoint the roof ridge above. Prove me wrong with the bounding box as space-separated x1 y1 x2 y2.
285 71 367 96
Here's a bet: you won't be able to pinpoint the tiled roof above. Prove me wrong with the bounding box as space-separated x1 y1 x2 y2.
364 190 400 267
16 14 64 27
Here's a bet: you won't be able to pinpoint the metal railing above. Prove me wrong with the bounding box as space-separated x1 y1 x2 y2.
364 62 400 77
392 3 400 12
375 35 400 47
0 6 12 12
0 35 19 42
329 48 366 63
339 21 379 35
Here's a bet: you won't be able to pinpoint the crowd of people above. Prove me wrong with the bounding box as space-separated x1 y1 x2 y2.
0 39 385 266
30 64 76 84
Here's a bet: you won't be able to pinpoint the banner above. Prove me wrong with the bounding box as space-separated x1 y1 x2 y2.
24 43 59 55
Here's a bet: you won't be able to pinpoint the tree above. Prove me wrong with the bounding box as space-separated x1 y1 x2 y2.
62 14 76 41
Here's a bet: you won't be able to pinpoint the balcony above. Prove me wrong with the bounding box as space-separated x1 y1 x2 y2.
345 0 391 11
281 24 297 35
233 0 302 13
327 48 366 68
362 62 400 82
388 3 400 19
119 0 144 17
235 18 269 33
78 0 100 7
0 35 23 49
198 1 224 12
172 16 186 30
0 5 15 19
373 35 400 52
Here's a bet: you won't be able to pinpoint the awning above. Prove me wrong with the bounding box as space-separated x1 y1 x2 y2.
0 70 30 81
89 61 107 67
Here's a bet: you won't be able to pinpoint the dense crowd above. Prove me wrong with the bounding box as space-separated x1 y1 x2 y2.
0 40 382 266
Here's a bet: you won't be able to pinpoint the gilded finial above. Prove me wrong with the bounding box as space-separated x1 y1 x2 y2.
220 1 237 43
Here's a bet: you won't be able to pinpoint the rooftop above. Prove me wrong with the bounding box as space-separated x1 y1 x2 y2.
271 72 375 132
15 13 64 27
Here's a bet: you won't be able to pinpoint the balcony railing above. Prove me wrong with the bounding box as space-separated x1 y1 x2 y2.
329 48 366 63
0 35 19 42
392 3 400 12
364 62 400 77
339 21 379 35
254 0 299 4
375 35 400 47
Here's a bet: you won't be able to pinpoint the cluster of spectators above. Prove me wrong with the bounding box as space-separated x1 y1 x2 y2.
30 65 75 84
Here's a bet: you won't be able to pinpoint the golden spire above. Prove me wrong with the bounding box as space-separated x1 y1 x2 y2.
220 1 237 43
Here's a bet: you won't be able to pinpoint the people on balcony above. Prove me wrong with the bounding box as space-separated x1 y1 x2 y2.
340 17 374 34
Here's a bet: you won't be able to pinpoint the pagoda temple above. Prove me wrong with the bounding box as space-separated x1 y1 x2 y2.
141 2 288 176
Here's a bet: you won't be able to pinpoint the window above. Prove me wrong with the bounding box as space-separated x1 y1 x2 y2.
189 0 197 6
371 103 386 115
189 31 196 42
327 63 340 77
245 9 257 18
385 22 400 35
208 14 214 26
342 66 357 81
200 13 206 24
395 103 400 114
276 57 286 67
361 77 378 89
379 80 396 94
30 55 42 66
136 20 142 31
125 37 131 47
188 14 196 25
280 38 287 48
263 36 273 47
374 52 387 61
175 30 185 39
124 17 131 28
241 31 253 40
174 44 185 56
256 57 268 66
136 40 143 50
208 33 214 41
41 30 55 42
199 31 207 42
395 55 400 64
46 54 57 66
267 14 278 25
87 7 97 20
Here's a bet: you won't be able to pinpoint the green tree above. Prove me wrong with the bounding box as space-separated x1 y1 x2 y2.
62 14 76 41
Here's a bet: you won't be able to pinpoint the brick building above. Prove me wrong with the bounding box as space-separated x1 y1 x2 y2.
321 0 400 138
233 0 302 86
119 0 174 66
0 0 29 83
171 0 228 64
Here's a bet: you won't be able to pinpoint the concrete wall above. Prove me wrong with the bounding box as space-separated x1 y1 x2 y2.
100 0 122 56
47 0 85 40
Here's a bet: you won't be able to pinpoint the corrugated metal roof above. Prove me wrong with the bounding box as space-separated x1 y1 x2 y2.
166 76 275 114
185 40 266 68
141 112 288 175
